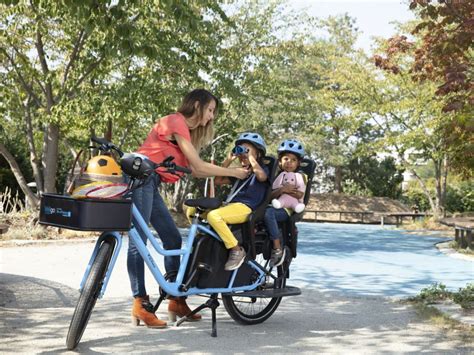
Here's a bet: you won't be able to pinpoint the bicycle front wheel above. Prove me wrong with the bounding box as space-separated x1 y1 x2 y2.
222 251 289 325
66 237 115 350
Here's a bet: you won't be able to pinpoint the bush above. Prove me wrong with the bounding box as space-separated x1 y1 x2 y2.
452 283 474 309
402 179 474 213
402 188 430 212
411 282 474 310
414 283 452 304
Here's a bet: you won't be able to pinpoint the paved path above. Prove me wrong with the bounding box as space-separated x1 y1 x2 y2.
292 223 473 297
1 223 473 353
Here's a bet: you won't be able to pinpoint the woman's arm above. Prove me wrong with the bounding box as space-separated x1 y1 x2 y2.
214 153 236 185
175 134 249 179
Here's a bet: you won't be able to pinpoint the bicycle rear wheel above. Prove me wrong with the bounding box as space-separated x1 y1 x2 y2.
66 237 115 350
222 250 290 325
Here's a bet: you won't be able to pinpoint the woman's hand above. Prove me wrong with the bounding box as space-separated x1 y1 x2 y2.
233 167 250 179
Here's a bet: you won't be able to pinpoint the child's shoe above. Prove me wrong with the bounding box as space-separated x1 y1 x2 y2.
224 247 246 271
270 247 286 267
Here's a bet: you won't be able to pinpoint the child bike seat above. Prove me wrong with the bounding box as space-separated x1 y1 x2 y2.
184 197 222 211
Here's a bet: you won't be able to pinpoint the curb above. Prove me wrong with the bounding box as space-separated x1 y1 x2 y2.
430 301 474 328
435 241 474 262
0 237 97 248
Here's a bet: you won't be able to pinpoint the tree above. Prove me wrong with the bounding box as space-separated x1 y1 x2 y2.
379 1 473 177
244 14 369 193
1 0 228 207
357 38 456 218
344 156 404 199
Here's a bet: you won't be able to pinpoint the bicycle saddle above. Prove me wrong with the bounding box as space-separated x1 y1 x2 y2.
184 197 222 210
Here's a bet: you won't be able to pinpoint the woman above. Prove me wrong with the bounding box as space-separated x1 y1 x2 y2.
129 89 249 328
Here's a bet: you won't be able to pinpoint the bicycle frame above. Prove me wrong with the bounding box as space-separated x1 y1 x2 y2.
80 203 267 298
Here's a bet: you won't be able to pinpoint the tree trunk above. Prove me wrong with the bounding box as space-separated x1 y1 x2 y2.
24 102 44 193
334 165 343 193
105 117 113 142
333 124 343 193
433 159 445 220
411 168 441 219
442 157 448 217
42 123 60 193
0 143 39 208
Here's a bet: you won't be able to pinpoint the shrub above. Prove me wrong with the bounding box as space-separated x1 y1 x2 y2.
414 283 452 303
452 283 474 310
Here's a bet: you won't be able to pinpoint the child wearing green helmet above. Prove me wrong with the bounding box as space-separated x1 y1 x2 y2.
264 139 306 267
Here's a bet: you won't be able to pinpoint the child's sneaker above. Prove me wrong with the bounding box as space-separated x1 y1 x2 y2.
270 248 286 267
224 247 246 271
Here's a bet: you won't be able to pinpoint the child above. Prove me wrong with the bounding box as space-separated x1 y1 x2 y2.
264 139 306 267
210 132 269 270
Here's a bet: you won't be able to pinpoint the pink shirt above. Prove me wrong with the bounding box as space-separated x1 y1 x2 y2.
138 113 191 183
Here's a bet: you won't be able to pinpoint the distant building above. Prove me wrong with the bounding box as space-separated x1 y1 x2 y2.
402 171 415 191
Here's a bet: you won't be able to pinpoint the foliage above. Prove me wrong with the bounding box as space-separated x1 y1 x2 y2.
412 282 452 304
1 0 229 199
452 283 474 310
444 180 474 213
408 0 473 113
344 156 404 199
402 187 430 212
412 282 474 310
403 179 474 213
375 1 473 178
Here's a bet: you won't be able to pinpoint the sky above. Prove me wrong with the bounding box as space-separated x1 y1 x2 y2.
288 0 415 53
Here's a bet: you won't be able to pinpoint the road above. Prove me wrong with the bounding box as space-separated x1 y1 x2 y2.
1 223 473 353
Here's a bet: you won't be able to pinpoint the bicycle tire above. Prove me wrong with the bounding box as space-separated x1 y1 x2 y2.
66 237 115 350
222 251 289 325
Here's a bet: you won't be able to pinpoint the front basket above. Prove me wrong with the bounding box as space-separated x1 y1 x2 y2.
39 193 132 231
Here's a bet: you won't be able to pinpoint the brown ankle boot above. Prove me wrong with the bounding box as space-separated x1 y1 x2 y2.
168 297 202 322
131 295 167 328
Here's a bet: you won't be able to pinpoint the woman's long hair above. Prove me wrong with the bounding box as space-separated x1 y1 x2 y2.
178 89 219 152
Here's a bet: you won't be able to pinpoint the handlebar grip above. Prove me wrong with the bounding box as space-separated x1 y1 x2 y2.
91 136 110 146
174 165 192 174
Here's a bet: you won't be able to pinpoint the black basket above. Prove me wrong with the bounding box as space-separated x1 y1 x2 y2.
39 193 132 231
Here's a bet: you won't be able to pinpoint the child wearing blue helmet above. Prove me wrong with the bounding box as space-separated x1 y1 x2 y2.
264 139 306 267
211 132 269 270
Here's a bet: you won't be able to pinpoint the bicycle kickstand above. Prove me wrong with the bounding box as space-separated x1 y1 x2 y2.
176 294 220 337
153 294 166 313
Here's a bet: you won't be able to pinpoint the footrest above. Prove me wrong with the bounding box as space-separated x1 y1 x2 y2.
224 286 301 298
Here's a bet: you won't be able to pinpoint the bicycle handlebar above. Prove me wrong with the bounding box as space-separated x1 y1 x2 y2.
91 136 124 157
154 155 192 174
91 137 192 177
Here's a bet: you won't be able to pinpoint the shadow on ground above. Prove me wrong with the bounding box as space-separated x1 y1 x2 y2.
1 273 472 354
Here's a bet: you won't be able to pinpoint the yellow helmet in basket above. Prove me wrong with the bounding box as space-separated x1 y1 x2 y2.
85 155 121 176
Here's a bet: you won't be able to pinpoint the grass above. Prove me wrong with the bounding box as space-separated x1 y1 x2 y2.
405 282 474 338
0 210 95 241
0 208 188 242
409 301 474 339
449 241 474 255
402 217 453 232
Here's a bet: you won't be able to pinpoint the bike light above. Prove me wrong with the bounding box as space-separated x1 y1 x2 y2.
133 157 142 170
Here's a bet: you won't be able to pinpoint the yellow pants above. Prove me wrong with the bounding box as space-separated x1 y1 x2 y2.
186 203 251 249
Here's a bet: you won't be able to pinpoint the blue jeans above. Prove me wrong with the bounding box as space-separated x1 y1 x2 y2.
264 207 290 241
127 174 182 297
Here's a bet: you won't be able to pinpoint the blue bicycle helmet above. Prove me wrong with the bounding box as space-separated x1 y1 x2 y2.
277 139 305 159
235 132 266 155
